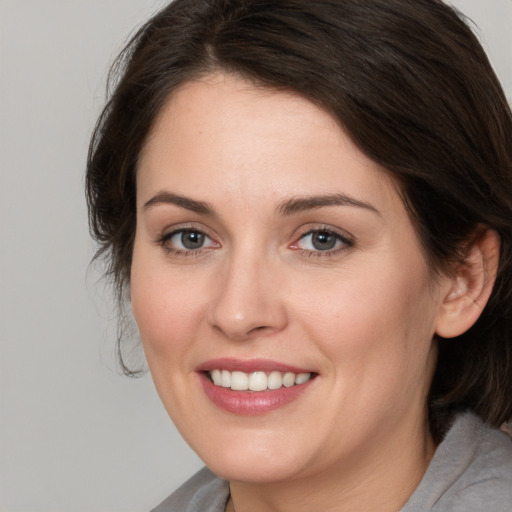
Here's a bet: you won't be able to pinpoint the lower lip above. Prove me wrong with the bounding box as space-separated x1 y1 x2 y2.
199 373 315 415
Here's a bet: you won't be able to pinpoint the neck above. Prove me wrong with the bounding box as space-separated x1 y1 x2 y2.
227 416 435 512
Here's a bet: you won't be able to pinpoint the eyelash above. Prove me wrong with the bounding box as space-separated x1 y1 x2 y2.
156 226 354 259
156 227 218 257
291 227 354 258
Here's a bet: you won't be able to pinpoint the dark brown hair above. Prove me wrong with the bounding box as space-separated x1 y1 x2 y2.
86 0 512 439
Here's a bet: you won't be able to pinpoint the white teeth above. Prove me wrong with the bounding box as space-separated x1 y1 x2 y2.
221 370 231 388
282 372 296 388
248 372 268 391
208 370 312 391
295 373 310 385
211 369 222 386
267 371 283 390
231 371 248 391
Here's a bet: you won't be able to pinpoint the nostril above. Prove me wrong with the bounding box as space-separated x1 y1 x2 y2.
208 291 288 340
248 325 273 336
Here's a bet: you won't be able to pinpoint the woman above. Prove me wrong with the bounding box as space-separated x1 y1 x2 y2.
86 0 512 510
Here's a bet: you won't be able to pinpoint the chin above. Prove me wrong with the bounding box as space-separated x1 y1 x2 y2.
205 453 307 484
187 429 313 484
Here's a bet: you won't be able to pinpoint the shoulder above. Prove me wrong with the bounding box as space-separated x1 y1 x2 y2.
441 413 512 512
402 412 512 512
150 467 229 512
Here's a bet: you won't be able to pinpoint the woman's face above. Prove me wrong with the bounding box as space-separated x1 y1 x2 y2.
131 74 448 484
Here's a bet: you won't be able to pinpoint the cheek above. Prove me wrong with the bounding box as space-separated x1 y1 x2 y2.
294 255 438 377
130 248 207 362
129 252 211 418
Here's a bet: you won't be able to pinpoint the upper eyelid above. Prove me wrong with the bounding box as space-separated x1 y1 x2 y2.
154 222 355 248
290 225 356 254
300 228 351 239
159 223 216 240
157 227 220 255
293 224 354 242
153 226 215 251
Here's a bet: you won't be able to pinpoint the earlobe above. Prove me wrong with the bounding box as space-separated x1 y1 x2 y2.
435 228 500 338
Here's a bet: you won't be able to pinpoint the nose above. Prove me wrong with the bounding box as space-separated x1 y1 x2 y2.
207 251 288 341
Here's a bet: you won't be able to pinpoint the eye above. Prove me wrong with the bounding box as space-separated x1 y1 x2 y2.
161 228 218 253
291 228 353 254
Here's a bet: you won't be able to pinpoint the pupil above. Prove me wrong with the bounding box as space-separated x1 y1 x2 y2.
312 231 336 250
181 230 204 249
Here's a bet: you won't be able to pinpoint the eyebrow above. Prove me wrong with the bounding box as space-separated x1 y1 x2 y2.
276 193 380 217
142 191 380 217
143 192 214 215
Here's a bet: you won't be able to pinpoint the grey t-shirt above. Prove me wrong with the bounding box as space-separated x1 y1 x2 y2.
152 412 512 512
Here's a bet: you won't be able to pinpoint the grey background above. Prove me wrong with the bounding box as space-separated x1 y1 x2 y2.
0 1 510 511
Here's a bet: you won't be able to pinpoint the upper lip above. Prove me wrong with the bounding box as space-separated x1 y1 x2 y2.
196 358 314 374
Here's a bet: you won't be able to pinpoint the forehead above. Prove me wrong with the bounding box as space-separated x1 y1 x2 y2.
137 73 401 215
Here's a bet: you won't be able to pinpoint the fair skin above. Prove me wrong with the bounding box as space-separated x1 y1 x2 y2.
131 73 497 512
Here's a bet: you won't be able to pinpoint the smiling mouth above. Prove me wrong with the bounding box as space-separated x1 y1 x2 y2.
207 370 313 392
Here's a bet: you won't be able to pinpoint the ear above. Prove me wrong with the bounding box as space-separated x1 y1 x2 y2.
435 228 500 338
